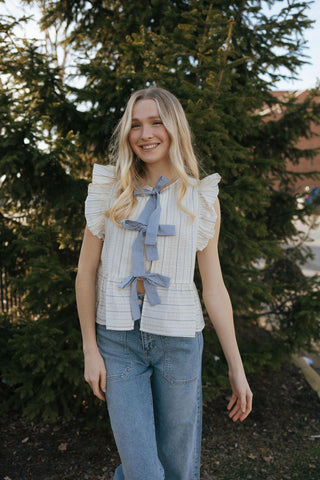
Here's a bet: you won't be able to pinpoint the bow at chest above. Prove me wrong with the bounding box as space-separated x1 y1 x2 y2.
134 176 173 250
121 219 175 262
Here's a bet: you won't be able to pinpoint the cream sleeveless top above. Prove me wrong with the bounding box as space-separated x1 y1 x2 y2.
85 164 220 337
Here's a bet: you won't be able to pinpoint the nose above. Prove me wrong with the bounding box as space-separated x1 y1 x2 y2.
141 124 153 140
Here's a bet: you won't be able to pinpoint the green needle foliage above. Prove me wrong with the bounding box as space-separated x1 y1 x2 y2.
0 0 319 420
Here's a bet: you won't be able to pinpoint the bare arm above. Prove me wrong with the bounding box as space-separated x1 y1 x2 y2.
75 226 106 401
197 198 252 422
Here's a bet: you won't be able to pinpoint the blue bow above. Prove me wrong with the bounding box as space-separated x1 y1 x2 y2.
135 176 171 249
119 273 170 321
121 219 175 262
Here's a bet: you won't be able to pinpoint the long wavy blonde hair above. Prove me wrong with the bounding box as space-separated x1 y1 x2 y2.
107 87 199 224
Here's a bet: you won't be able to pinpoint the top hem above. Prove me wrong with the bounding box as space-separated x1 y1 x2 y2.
95 320 204 337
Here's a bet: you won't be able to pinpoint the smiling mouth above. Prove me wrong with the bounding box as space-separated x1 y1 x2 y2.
140 143 159 150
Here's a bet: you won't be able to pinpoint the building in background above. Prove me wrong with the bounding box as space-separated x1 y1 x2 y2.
260 90 320 193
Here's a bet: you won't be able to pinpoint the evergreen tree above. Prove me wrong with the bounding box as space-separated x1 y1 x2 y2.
0 14 104 419
1 0 319 420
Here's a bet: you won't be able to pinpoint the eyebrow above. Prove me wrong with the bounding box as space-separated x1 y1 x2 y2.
131 116 161 121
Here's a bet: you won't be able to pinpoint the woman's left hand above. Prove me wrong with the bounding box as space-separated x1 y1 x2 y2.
227 370 253 422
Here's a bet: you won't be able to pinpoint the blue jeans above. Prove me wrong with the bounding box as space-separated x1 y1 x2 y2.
96 299 203 480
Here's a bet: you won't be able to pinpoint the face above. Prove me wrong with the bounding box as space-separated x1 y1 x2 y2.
128 99 171 169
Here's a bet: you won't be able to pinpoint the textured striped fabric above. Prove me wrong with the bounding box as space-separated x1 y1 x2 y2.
85 163 220 337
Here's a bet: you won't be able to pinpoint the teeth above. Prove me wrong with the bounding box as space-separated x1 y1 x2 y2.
141 144 158 150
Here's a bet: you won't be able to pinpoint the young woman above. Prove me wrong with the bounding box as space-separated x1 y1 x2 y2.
76 86 252 480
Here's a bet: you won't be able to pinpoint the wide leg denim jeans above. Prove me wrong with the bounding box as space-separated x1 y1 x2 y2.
96 303 203 480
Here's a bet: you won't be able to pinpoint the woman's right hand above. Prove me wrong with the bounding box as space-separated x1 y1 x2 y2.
84 350 107 401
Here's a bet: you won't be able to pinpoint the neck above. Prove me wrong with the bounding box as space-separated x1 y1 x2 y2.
143 162 176 188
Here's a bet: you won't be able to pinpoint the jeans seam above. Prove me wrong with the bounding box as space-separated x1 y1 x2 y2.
192 375 202 479
193 332 203 479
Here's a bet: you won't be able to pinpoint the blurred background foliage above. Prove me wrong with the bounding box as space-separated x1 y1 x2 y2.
0 0 319 422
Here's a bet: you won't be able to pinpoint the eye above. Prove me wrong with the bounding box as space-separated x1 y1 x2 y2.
131 123 140 129
153 121 163 125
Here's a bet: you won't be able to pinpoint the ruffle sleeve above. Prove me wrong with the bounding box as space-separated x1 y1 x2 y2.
85 164 117 240
196 173 221 251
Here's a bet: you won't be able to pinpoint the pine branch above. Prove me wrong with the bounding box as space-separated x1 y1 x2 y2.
212 16 235 102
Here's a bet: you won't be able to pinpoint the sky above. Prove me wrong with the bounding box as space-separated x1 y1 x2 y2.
1 0 320 92
270 0 320 91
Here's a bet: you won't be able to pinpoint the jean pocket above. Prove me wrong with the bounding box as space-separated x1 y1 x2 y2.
96 326 133 381
162 333 203 385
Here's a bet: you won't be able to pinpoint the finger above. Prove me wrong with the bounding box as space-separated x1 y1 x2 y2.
96 391 106 401
100 370 107 394
93 383 106 401
232 393 253 422
239 392 253 422
232 406 247 422
98 371 107 401
228 397 241 418
239 411 250 422
228 395 248 421
238 406 251 422
229 393 246 416
229 403 242 421
227 393 237 410
86 376 105 401
240 394 247 414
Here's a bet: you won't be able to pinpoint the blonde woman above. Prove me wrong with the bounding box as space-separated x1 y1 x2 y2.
76 87 252 480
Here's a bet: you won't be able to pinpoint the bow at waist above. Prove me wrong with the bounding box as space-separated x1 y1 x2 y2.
119 272 170 321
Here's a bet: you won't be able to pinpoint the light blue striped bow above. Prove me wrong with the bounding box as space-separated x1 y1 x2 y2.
119 272 170 321
121 219 175 262
134 176 171 251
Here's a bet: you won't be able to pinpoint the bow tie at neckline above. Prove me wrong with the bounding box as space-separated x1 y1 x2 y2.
135 176 177 195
